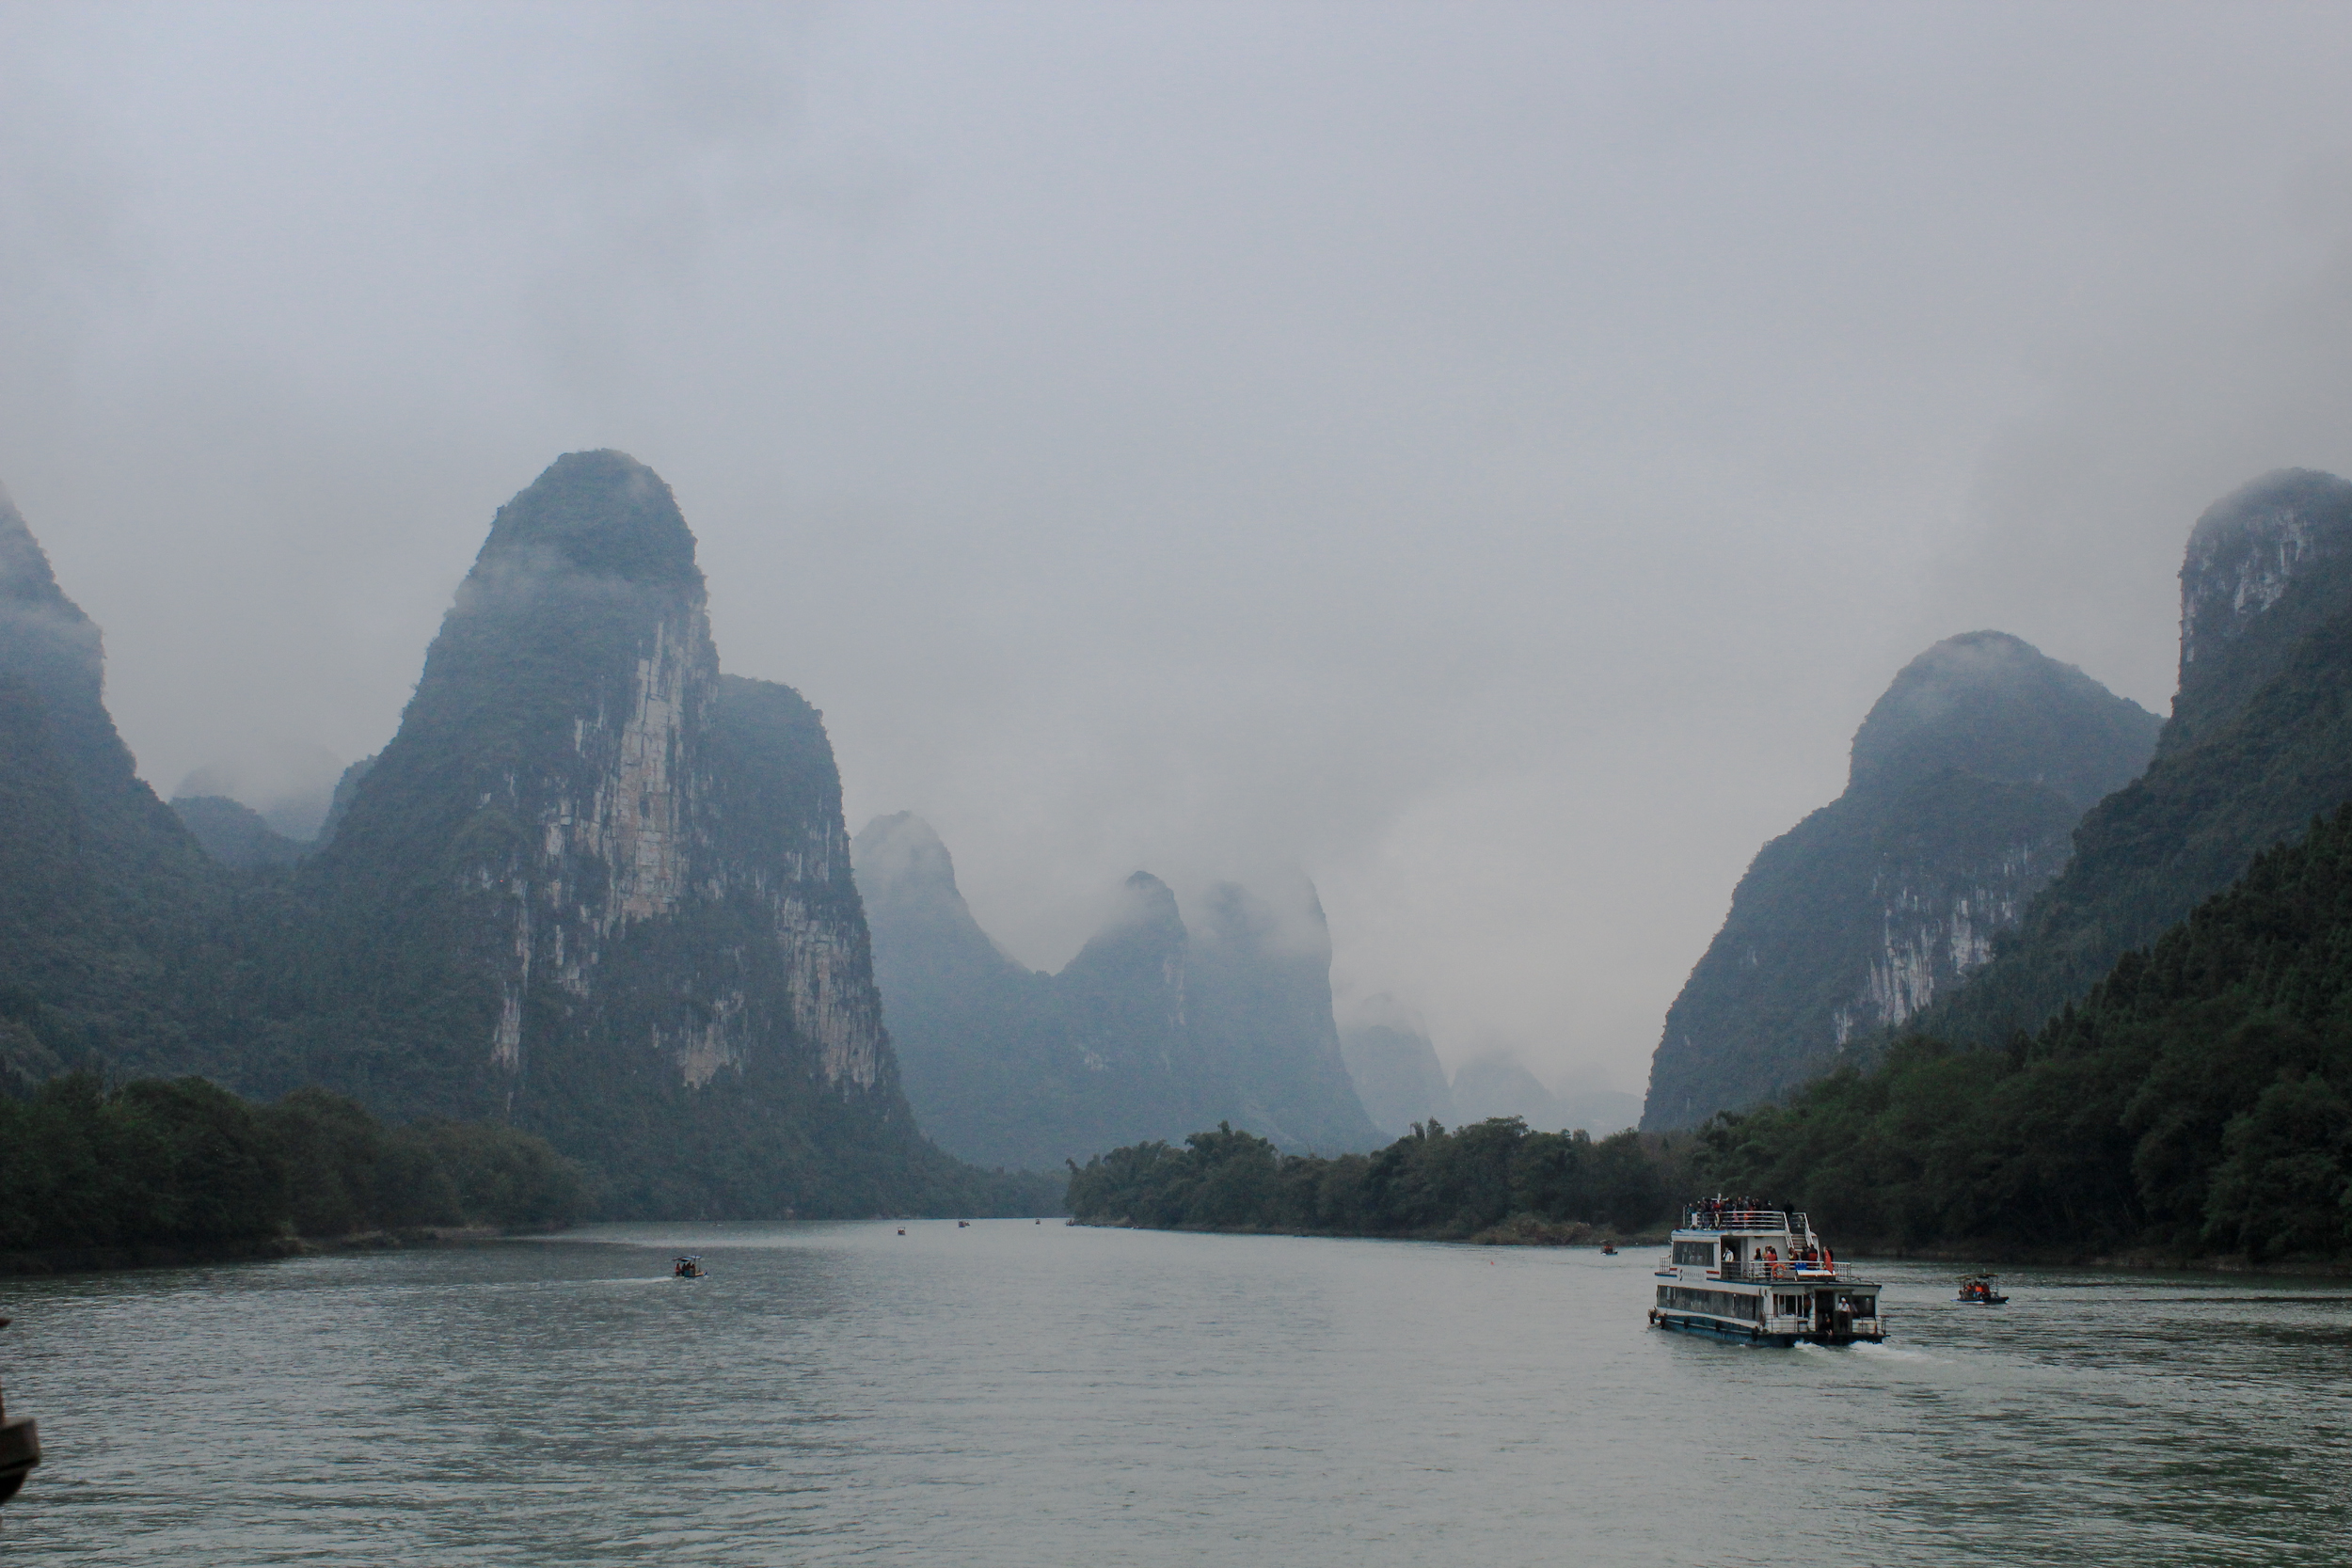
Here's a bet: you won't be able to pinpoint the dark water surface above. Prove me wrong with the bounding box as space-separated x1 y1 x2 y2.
4 1222 2348 1564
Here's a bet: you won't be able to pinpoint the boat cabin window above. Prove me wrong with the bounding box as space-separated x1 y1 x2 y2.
1672 1242 1713 1265
1838 1294 1876 1317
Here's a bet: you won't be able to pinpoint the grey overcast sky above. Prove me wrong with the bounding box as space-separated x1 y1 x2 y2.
8 2 2352 1095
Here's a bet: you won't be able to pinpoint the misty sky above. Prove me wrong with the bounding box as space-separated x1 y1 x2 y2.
9 2 2352 1096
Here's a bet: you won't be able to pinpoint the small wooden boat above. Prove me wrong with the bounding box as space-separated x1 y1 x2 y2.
673 1256 707 1278
1957 1273 2008 1305
1600 1242 1617 1255
0 1318 40 1509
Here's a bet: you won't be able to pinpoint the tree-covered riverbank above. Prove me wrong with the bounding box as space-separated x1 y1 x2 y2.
1 1074 587 1271
1065 1118 1693 1242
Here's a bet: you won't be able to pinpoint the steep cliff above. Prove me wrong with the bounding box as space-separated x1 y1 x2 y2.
243 452 972 1214
1642 631 2159 1130
1915 468 2352 1048
854 813 1380 1167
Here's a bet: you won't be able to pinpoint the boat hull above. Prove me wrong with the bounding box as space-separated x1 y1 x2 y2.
1650 1309 1884 1348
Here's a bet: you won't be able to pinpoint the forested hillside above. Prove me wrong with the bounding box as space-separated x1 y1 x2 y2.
1704 801 2352 1260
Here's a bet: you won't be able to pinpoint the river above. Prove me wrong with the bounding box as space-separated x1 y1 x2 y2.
2 1221 2346 1564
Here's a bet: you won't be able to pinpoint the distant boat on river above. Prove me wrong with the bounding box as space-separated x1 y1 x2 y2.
1957 1273 2009 1305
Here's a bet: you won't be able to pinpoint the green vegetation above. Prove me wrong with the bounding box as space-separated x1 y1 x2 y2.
1066 1117 1692 1240
1703 804 2352 1262
0 1075 587 1256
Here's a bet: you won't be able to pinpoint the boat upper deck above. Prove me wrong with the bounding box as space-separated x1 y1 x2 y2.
1677 1205 1807 1235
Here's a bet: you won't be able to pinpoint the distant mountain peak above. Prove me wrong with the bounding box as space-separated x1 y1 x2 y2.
854 812 961 904
1847 629 2160 809
471 450 701 590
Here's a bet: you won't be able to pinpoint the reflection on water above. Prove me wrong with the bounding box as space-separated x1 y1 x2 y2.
3 1224 2347 1565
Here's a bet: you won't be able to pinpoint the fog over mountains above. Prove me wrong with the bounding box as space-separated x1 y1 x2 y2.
17 8 2352 1105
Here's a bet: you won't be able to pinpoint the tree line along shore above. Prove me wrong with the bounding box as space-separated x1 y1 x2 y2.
0 1074 587 1273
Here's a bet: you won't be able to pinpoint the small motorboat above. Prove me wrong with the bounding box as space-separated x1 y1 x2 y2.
1957 1273 2008 1305
957 1220 970 1228
673 1256 707 1278
1600 1242 1617 1256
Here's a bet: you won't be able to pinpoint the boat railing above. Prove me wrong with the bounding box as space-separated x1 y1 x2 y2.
1681 1207 1806 1234
1716 1260 1837 1282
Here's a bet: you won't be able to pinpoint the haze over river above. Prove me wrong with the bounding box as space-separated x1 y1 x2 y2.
4 1222 2347 1564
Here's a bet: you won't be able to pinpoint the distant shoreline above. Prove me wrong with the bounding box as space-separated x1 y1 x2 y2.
0 1227 514 1278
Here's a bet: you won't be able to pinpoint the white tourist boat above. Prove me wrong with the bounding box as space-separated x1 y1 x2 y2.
1648 1199 1884 1346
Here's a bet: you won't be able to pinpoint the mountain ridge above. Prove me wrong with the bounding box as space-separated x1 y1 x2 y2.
855 812 1381 1168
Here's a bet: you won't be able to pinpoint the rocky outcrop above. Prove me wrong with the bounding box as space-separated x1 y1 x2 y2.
1642 631 2159 1130
2166 469 2352 756
855 813 1380 1167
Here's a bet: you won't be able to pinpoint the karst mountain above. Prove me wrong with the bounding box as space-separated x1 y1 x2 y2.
1642 629 2160 1129
854 811 1381 1169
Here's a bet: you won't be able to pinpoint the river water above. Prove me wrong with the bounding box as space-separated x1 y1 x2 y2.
3 1221 2347 1565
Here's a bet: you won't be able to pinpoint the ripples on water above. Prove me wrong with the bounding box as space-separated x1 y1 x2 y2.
4 1224 2347 1565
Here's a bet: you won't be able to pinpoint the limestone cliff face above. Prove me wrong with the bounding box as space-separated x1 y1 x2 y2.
2180 469 2352 672
2166 469 2352 757
1642 632 2159 1131
301 453 898 1201
1827 828 2058 1047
